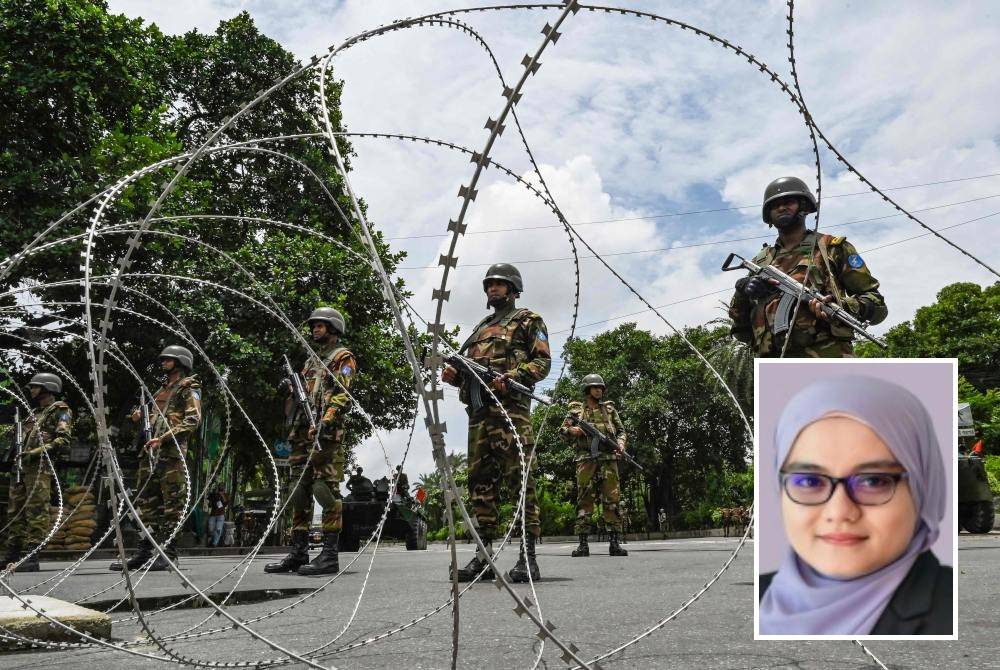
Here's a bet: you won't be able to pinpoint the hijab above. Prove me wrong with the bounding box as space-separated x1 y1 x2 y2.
759 375 947 635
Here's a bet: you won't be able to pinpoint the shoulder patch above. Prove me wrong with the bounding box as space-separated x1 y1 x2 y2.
341 364 354 377
568 401 583 410
847 253 865 269
536 330 548 342
830 236 846 245
58 412 72 423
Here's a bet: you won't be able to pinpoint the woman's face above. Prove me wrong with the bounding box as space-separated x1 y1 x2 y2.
780 416 918 579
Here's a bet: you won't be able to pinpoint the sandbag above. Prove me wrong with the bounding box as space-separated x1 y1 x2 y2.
64 542 91 550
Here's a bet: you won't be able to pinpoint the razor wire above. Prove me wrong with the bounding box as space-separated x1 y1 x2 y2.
0 2 983 668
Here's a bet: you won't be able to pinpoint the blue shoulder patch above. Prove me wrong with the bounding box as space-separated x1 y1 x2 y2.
536 331 548 342
58 412 71 423
341 365 353 376
847 254 865 269
190 390 201 402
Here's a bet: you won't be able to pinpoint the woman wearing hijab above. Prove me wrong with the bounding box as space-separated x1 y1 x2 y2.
759 375 953 636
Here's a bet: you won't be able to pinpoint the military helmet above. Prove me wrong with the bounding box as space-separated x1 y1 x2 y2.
580 373 606 392
761 176 818 223
159 345 194 371
483 263 523 294
27 372 62 394
308 307 346 335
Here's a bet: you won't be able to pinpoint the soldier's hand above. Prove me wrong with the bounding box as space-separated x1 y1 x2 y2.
130 409 141 423
742 277 779 300
307 426 317 441
490 374 510 394
615 443 625 455
568 426 585 438
809 294 835 320
441 366 459 386
145 437 160 451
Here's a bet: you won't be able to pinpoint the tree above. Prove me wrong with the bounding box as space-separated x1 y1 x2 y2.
859 282 1000 390
1 2 420 489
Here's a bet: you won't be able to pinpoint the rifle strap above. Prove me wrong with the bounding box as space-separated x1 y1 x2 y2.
814 233 845 308
598 402 617 440
458 306 530 354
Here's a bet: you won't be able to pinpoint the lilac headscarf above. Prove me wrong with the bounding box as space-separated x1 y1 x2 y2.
759 375 947 635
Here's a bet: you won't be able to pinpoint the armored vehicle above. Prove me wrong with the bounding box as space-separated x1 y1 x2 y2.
338 474 428 552
957 403 994 534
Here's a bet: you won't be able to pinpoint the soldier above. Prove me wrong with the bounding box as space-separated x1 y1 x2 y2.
3 373 73 572
442 263 551 583
265 307 356 576
393 465 410 501
110 345 201 572
728 177 887 357
561 374 628 558
346 466 374 500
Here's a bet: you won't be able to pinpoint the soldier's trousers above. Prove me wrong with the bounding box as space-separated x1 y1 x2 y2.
6 458 52 549
288 435 345 533
574 458 622 534
467 404 540 539
135 447 188 542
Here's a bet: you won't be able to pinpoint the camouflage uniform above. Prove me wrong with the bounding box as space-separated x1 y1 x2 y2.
287 340 355 534
136 375 201 542
459 304 551 539
729 229 887 357
6 402 72 549
561 400 626 534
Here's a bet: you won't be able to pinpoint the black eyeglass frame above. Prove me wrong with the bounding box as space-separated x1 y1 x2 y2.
779 471 910 506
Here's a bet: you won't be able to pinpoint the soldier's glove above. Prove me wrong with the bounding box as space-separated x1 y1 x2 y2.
736 276 776 300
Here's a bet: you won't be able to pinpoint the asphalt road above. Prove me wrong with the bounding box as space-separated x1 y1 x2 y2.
1 533 997 669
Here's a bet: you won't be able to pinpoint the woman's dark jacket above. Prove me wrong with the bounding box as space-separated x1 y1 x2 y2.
759 550 953 635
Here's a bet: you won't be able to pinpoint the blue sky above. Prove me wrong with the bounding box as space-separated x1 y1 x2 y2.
108 1 1000 481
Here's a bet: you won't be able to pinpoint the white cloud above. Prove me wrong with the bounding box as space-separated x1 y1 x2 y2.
101 0 1000 482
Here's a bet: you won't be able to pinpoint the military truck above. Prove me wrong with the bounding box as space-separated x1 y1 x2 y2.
957 402 994 534
337 474 428 552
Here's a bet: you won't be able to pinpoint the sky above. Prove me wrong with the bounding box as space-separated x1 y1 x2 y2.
107 0 1000 486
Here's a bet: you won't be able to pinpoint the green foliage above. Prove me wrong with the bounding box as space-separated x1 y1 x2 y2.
0 2 419 486
984 456 1000 496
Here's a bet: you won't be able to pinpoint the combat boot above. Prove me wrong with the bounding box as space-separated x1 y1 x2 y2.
609 532 628 557
109 537 154 571
3 540 22 567
571 534 589 557
453 541 494 582
264 530 310 574
508 535 540 583
149 539 178 572
298 531 339 576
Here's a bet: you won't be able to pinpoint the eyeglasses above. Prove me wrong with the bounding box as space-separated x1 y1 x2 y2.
779 471 909 506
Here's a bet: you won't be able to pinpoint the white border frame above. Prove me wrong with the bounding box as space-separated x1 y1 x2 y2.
753 357 959 641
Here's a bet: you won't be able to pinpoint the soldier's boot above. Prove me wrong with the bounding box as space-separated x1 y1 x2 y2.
571 534 590 557
297 532 339 576
149 540 178 572
109 537 154 572
453 541 494 582
264 530 310 574
508 535 540 583
609 532 629 557
3 540 21 567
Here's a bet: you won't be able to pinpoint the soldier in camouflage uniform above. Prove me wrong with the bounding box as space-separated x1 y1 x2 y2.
729 177 887 357
266 307 356 576
110 345 201 572
4 373 73 572
561 374 628 558
442 263 551 583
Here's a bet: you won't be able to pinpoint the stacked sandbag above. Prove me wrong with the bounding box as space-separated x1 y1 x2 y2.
45 505 69 550
62 486 97 551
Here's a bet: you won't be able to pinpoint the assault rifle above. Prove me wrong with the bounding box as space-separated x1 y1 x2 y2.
283 354 320 436
565 414 644 471
9 407 23 484
444 354 551 412
136 392 152 447
722 252 887 349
